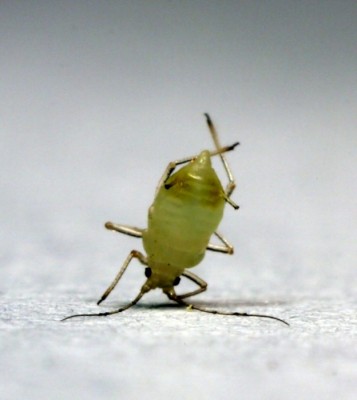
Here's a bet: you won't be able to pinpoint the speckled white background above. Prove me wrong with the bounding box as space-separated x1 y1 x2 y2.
1 2 356 399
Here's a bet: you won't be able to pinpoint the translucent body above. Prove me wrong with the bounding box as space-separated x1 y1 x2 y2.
62 114 288 325
142 150 225 289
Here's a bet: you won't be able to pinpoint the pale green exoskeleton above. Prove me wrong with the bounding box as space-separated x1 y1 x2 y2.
63 114 288 325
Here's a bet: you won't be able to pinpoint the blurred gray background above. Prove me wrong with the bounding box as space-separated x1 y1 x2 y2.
1 1 356 400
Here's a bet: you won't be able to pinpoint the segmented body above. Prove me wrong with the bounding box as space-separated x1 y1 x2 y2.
142 150 225 287
62 114 288 325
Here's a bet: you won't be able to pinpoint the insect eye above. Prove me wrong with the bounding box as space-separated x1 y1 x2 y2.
145 267 152 278
173 276 181 286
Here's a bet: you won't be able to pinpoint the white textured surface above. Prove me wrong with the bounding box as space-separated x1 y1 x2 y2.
1 290 356 400
1 2 356 400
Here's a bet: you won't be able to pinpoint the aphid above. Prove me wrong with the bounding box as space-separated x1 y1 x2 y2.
63 114 288 325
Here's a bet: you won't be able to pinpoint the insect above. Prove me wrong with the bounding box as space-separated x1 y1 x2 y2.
63 114 288 325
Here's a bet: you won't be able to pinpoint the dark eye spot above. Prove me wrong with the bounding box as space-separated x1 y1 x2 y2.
173 276 181 286
145 268 152 278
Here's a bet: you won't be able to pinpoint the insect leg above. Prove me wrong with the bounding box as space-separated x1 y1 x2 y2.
105 222 143 238
154 135 239 199
97 250 147 305
176 270 208 300
154 157 194 198
205 113 238 201
206 231 234 254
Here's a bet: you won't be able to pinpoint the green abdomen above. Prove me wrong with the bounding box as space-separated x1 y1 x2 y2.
143 168 225 269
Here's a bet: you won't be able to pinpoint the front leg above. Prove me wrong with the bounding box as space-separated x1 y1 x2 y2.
97 249 148 305
175 270 208 300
